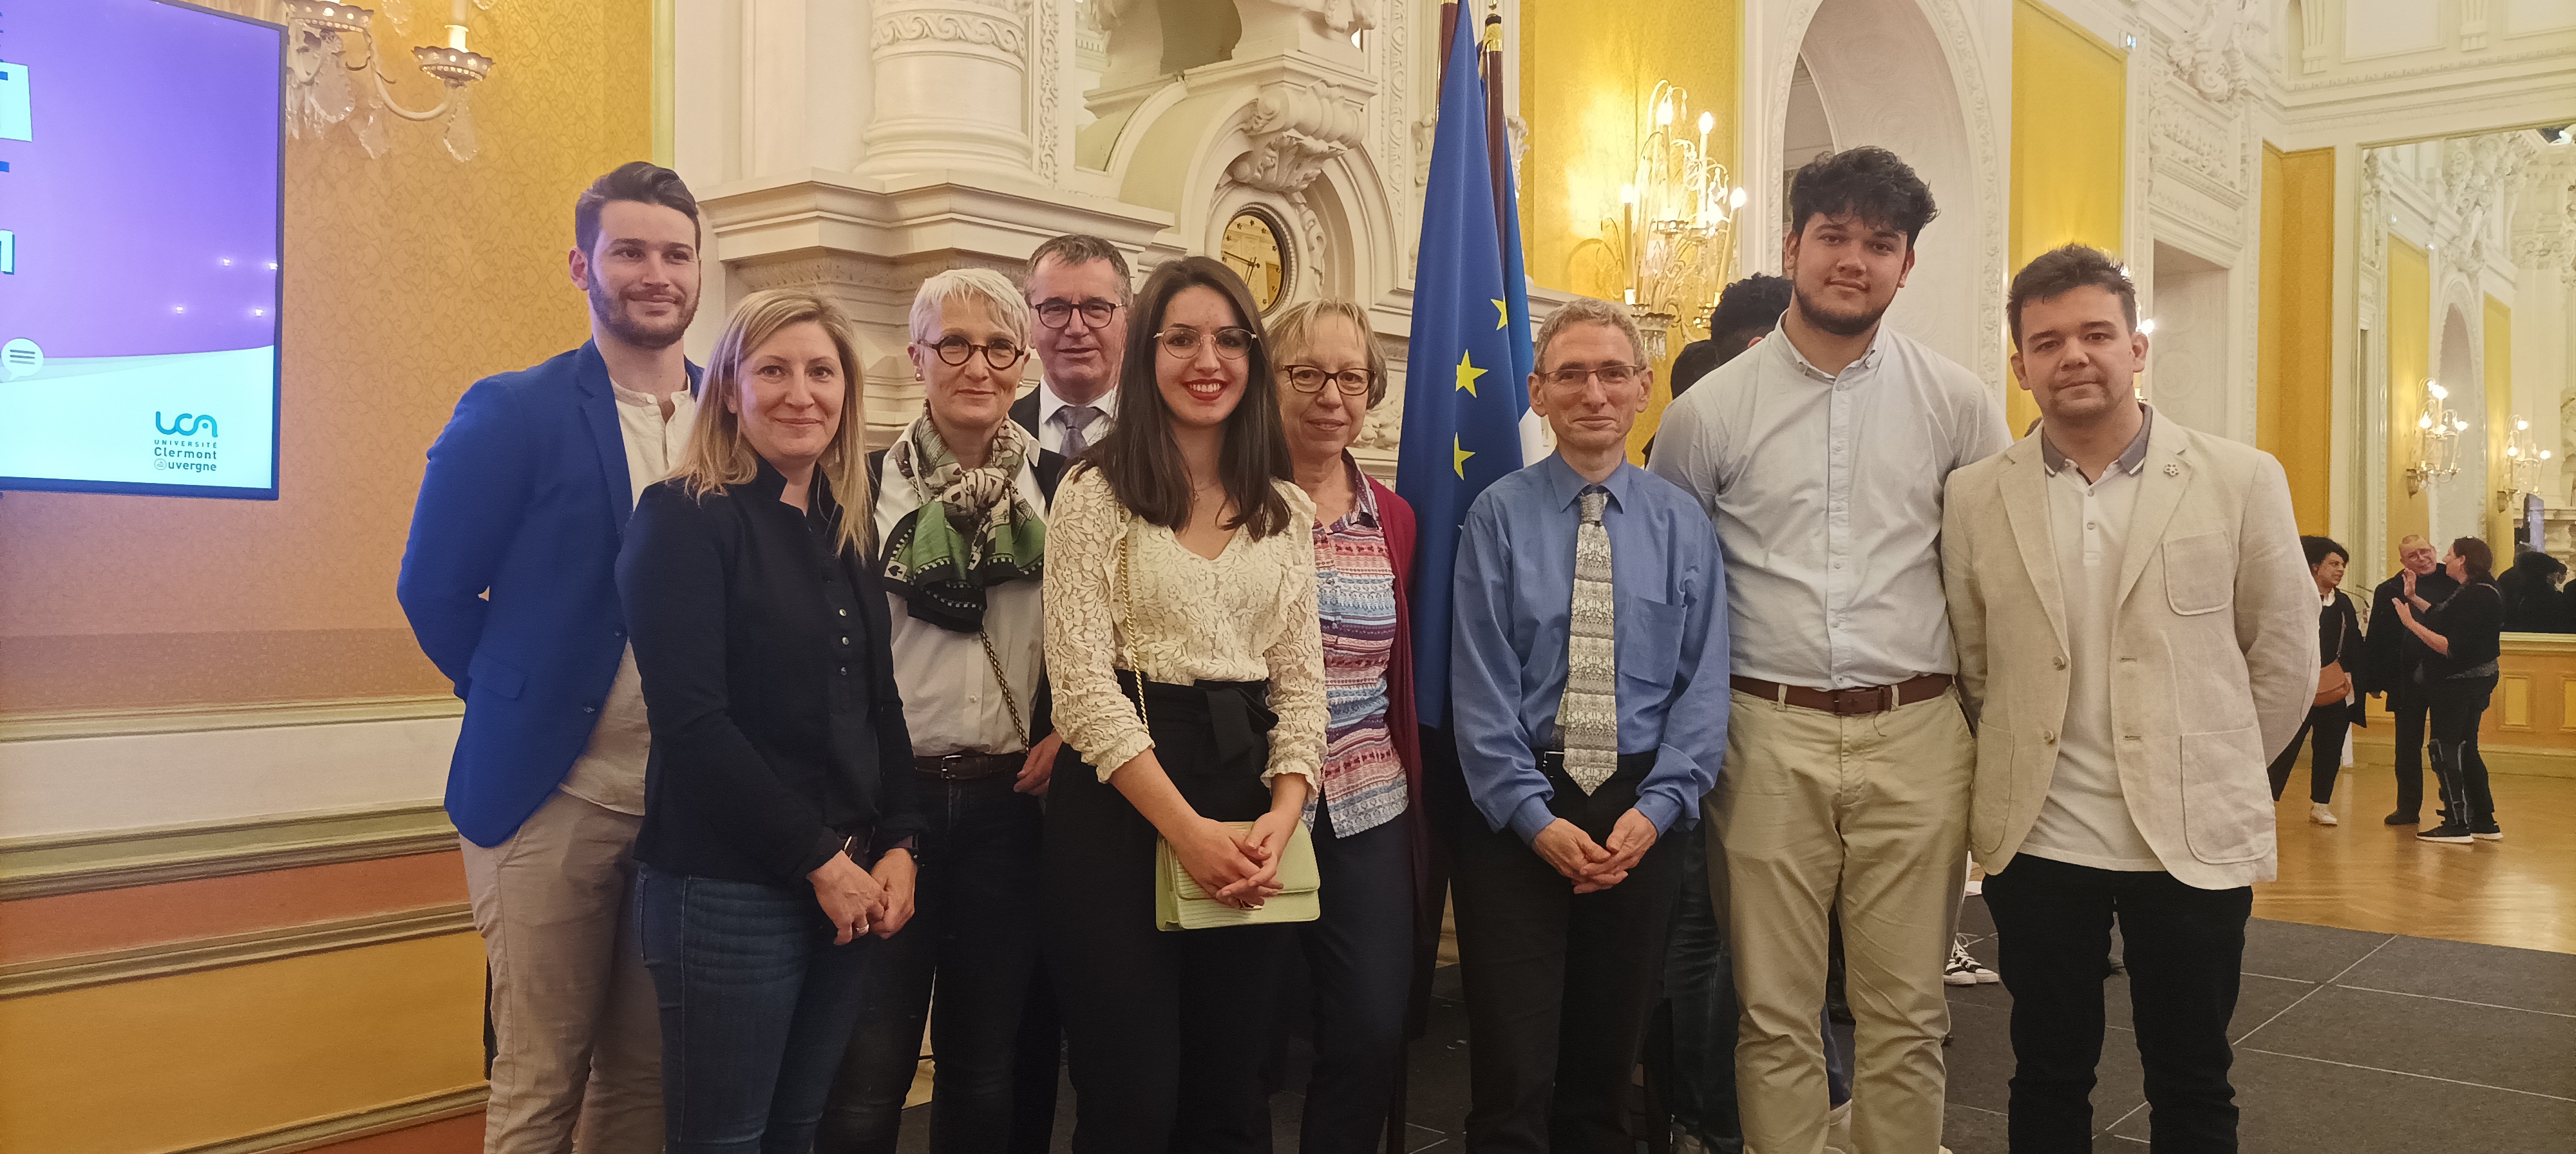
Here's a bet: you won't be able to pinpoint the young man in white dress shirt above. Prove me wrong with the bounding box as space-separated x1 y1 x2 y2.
1942 245 2314 1149
1648 147 2007 1154
1015 234 1130 457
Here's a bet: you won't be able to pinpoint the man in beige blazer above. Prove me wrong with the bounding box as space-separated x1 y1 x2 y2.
1942 245 2316 1153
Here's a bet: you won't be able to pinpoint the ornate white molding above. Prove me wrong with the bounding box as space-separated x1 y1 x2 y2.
2358 150 2387 331
2282 45 2571 91
2166 0 2268 106
1227 80 1368 194
2511 143 2576 287
871 10 1028 53
2432 131 2533 283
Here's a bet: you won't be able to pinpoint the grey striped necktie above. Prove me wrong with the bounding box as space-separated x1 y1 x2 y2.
1557 486 1620 793
1057 404 1102 459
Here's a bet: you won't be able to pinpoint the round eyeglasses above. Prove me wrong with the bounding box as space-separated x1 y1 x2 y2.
1154 326 1257 360
930 336 1027 370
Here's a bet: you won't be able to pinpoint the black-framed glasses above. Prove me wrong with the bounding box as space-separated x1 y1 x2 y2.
1155 326 1257 360
1281 364 1374 396
931 336 1027 369
1033 298 1122 329
1539 363 1645 390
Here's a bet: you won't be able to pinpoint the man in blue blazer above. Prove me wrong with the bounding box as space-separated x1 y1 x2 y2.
398 162 703 1154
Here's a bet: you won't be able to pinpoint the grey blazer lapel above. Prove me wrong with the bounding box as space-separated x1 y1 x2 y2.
1999 440 2069 653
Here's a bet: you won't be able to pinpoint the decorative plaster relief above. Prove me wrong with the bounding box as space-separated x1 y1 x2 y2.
1229 80 1368 194
2358 150 2387 330
2510 143 2576 287
873 10 1028 53
2166 0 2269 105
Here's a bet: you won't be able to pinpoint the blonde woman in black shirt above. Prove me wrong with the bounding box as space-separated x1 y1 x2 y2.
618 288 926 1153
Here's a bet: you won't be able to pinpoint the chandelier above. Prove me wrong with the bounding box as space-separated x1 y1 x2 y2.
1609 82 1747 363
284 0 497 162
2504 413 2552 497
2404 380 2468 496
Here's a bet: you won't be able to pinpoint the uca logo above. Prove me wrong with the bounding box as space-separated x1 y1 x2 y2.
156 412 218 437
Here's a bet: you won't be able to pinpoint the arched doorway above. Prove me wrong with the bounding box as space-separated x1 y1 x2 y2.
2434 303 2482 547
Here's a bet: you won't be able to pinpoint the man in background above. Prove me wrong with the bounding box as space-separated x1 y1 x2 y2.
1016 233 1130 457
1650 147 2007 1154
1944 243 2314 1150
399 162 704 1154
2362 535 2456 825
1644 270 1792 1154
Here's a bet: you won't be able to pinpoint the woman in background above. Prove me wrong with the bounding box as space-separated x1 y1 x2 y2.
619 289 925 1152
2267 536 2365 826
1039 256 1328 1153
1266 298 1428 1153
2394 537 2506 846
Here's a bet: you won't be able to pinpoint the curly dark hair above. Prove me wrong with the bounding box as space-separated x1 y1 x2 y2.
1788 147 1938 245
1705 273 1793 361
2007 243 2137 343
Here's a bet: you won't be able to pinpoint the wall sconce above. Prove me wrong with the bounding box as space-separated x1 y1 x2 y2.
2499 414 2552 511
1605 82 1745 363
285 0 496 162
2404 380 2466 496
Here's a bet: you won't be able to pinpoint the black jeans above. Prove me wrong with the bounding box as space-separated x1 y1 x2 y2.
2387 686 2430 816
1453 757 1681 1154
1983 855 2251 1153
2425 675 2499 827
1045 677 1293 1154
819 772 1053 1153
638 865 877 1154
1293 802 1417 1154
2264 703 2349 804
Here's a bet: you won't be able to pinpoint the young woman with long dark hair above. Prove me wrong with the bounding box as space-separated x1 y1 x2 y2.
1038 256 1327 1151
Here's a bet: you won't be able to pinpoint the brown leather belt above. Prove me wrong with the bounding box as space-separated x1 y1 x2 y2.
911 752 1025 780
1730 674 1953 717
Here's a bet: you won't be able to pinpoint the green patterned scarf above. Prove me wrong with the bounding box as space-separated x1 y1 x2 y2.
880 414 1045 632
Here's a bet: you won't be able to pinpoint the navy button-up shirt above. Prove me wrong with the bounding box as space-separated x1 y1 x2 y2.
1449 455 1730 843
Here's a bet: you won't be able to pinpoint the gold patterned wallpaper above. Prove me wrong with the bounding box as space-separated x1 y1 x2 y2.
0 1 654 715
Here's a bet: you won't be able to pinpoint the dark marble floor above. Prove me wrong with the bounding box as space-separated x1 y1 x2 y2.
895 897 2576 1153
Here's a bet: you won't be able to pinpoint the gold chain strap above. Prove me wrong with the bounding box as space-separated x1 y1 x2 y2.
978 627 1030 749
1117 511 1151 734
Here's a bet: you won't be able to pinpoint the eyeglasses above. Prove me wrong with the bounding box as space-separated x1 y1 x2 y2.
1282 364 1374 396
1033 298 1122 329
1539 363 1645 390
930 336 1027 370
1154 326 1257 360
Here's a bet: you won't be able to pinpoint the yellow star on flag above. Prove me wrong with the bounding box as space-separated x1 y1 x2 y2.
1455 349 1486 397
1492 299 1509 329
1453 435 1474 478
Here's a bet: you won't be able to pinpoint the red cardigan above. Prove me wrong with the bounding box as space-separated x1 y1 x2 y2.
1364 475 1441 1037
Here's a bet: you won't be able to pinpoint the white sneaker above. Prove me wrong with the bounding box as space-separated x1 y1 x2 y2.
1944 936 1998 985
2311 803 2339 826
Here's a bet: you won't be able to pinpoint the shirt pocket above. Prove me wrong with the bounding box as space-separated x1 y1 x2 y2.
2163 531 2235 616
1615 594 1687 691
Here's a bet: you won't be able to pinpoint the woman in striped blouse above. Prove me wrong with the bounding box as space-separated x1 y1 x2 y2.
1267 298 1430 1153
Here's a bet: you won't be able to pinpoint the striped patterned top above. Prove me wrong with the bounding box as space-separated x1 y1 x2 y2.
1309 463 1406 837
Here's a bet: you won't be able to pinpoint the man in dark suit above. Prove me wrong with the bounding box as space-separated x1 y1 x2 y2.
2362 534 2458 825
397 162 703 1153
1014 234 1131 455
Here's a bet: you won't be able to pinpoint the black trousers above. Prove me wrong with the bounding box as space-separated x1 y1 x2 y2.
1984 855 2251 1153
1453 757 1680 1154
2387 686 2430 817
2425 676 2499 827
2264 703 2349 804
1044 678 1293 1154
818 772 1057 1154
1293 802 1417 1153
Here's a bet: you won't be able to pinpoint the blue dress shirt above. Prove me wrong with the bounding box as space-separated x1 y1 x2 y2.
1449 455 1730 844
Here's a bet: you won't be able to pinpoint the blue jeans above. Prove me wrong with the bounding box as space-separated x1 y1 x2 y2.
639 864 876 1154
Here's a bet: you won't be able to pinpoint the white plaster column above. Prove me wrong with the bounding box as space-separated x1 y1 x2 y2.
865 0 1038 175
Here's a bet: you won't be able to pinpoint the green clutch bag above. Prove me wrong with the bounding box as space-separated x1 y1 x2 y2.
1155 820 1321 931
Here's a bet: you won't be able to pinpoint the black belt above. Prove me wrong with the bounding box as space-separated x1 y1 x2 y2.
911 752 1024 780
1113 671 1277 764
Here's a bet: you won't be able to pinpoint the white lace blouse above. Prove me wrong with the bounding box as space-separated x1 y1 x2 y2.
1041 468 1329 788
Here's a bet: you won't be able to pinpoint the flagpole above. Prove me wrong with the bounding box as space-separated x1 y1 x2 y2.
1438 0 1461 86
1481 12 1510 254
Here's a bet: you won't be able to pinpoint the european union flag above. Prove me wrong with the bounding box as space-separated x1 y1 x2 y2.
1397 15 1539 728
